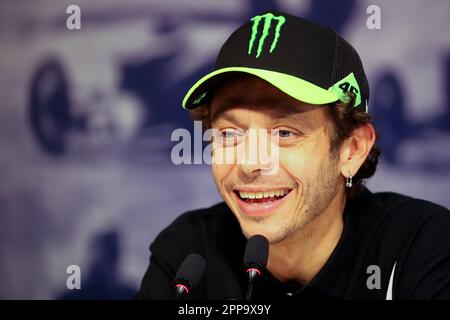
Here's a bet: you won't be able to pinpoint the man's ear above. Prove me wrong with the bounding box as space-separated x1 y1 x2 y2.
339 123 376 177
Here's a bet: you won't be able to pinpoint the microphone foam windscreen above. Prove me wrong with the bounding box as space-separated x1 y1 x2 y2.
175 253 206 288
244 235 269 269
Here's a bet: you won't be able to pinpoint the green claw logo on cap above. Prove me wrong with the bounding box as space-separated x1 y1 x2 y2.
248 13 286 58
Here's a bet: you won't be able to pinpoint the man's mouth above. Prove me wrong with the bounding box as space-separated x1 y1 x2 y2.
233 189 292 204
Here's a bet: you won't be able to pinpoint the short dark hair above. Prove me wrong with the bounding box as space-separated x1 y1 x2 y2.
189 93 381 200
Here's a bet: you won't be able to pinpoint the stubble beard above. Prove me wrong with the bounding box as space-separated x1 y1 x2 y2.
263 154 340 244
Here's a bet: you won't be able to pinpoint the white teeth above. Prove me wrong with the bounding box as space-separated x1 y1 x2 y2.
238 189 291 199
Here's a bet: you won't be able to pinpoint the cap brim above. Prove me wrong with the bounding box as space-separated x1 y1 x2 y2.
182 67 340 109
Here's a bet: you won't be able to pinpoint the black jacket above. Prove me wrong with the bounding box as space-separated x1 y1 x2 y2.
136 188 450 300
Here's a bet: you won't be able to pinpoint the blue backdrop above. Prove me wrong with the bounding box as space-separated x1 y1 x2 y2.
0 0 449 299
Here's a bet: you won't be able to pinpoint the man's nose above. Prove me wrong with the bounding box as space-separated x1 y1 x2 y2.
238 130 276 176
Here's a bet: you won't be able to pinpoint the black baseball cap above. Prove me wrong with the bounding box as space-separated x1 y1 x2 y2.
182 11 369 113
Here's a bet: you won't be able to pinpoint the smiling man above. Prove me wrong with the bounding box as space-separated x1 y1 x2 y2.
207 75 356 286
136 11 450 300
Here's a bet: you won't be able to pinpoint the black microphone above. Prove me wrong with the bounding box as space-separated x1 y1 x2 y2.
243 235 269 300
174 253 206 299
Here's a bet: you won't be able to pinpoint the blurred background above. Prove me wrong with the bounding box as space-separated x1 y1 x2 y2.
0 0 449 299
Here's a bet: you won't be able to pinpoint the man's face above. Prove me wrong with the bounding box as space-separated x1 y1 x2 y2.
210 75 342 244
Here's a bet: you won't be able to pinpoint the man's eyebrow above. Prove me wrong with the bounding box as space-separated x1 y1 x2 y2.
280 112 314 130
211 112 243 127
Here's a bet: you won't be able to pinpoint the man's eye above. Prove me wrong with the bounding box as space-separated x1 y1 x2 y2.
221 129 241 139
278 130 292 138
273 129 296 139
222 131 234 138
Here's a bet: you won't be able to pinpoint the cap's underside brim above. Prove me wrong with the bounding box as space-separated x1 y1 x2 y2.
182 66 340 109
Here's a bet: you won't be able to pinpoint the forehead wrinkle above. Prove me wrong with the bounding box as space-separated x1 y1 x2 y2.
211 95 318 130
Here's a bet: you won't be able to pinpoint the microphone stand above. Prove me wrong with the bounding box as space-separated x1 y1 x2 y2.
245 280 255 300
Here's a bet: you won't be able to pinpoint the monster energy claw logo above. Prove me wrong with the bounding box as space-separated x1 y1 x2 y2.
248 13 286 58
